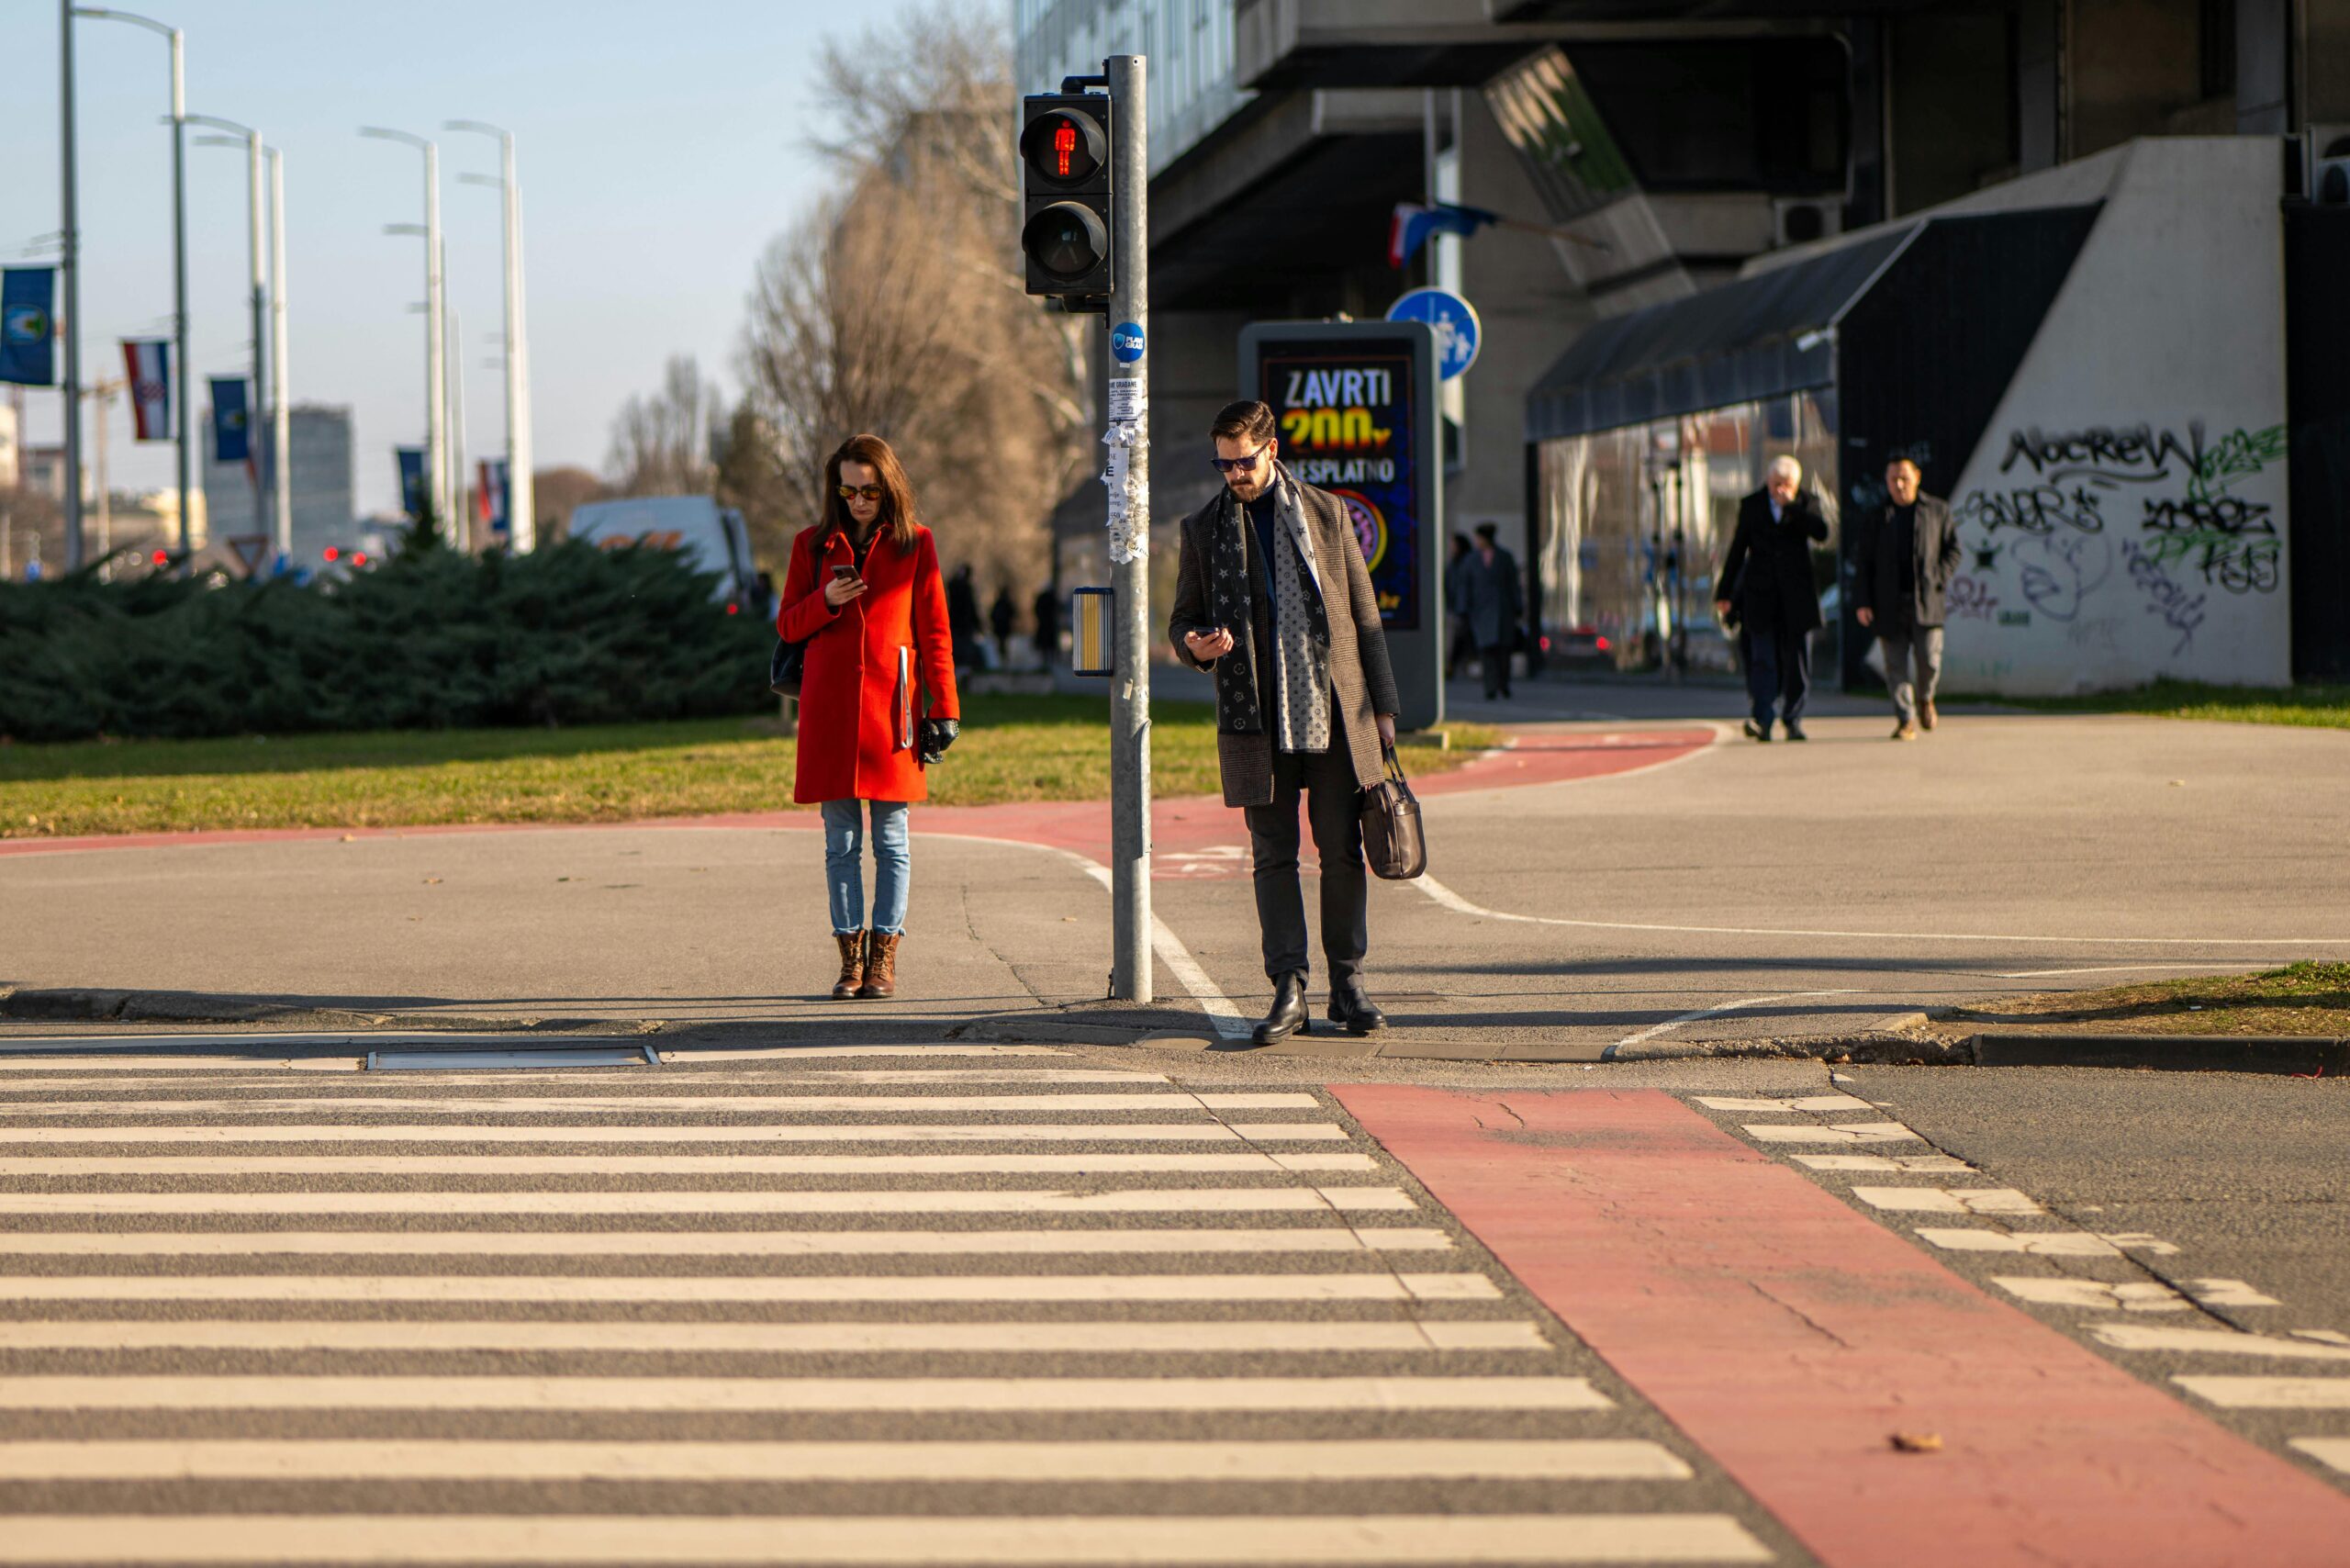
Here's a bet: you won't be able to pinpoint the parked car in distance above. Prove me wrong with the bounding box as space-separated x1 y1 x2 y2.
565 496 758 615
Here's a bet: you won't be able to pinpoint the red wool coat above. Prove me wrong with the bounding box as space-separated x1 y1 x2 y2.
778 522 959 805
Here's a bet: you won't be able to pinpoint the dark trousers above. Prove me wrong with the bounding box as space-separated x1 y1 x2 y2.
1480 642 1513 700
1741 622 1810 729
1244 745 1368 986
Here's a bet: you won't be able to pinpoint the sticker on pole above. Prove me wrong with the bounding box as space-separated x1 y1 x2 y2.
1111 321 1146 364
1384 287 1481 380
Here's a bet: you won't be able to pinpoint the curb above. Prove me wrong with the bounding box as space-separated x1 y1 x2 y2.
1970 1029 2344 1074
0 986 662 1037
1604 1027 1965 1066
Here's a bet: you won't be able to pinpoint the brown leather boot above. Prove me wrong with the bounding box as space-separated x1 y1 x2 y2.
831 932 865 1000
857 931 901 999
1921 700 1939 731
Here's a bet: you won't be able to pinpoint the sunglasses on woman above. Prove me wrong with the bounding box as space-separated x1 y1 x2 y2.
837 484 885 501
1208 442 1270 475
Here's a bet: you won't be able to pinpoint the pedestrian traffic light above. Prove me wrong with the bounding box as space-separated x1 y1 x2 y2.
1021 94 1113 301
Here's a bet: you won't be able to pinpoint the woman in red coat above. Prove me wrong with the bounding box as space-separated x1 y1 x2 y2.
777 434 959 1000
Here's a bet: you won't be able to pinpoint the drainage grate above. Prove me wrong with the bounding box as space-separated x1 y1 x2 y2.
365 1046 660 1070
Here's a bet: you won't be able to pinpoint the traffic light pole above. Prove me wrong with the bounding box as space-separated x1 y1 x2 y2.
1106 53 1151 1002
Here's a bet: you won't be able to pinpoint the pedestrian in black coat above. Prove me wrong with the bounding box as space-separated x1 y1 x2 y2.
1855 456 1964 740
1714 455 1829 741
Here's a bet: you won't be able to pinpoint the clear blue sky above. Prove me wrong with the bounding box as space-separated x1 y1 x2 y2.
4 0 941 517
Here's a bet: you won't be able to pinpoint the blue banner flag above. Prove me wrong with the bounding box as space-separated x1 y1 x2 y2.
209 378 250 463
0 268 57 386
476 457 510 536
396 448 426 521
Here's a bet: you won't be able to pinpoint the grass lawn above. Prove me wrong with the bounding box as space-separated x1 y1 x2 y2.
0 695 1502 839
1989 679 2350 730
1939 961 2350 1036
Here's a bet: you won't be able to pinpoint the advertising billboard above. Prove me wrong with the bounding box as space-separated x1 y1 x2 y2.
1242 319 1443 730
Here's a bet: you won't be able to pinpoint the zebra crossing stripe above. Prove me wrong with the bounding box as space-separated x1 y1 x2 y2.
0 1438 1692 1483
0 1093 1325 1115
0 1374 1614 1413
0 1272 1503 1305
2288 1439 2350 1475
2176 1376 2350 1409
2094 1326 2350 1361
0 1227 1457 1258
0 1513 1773 1564
1848 1186 2044 1215
0 1186 1421 1216
1740 1123 1920 1144
0 1122 1353 1145
0 1320 1554 1353
0 1152 1382 1175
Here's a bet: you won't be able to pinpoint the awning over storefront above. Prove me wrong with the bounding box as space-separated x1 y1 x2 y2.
1525 224 1918 443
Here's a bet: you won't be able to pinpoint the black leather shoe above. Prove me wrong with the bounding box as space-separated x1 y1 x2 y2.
1742 720 1773 743
1327 979 1388 1036
1253 970 1310 1046
1784 722 1808 742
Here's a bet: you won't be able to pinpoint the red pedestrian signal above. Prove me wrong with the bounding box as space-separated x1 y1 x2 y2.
1020 95 1112 300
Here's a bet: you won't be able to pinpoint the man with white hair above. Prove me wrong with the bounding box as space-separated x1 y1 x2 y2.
1715 455 1830 742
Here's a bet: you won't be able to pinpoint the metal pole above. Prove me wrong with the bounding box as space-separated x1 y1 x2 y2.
268 145 289 563
505 135 533 552
1106 53 1151 1002
170 29 187 554
444 275 467 551
61 0 84 570
424 142 446 531
245 129 264 544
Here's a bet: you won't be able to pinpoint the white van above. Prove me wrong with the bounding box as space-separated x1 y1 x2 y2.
565 496 758 614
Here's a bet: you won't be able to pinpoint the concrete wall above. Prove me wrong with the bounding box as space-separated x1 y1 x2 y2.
1939 139 2291 695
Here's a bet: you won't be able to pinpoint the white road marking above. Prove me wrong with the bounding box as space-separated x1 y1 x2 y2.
2093 1326 2350 1361
1693 1095 1874 1114
655 1046 1069 1062
0 1272 1502 1305
0 1374 1613 1414
1742 1122 1922 1144
2176 1376 2350 1409
1414 871 2350 947
0 1092 1323 1116
786 1070 1169 1083
0 1438 1690 1484
0 1151 1381 1175
1850 1186 2044 1215
0 1036 1071 1061
0 1185 1421 1216
1915 1229 2179 1257
1076 858 1251 1040
1608 991 1859 1052
0 1122 1352 1145
0 1056 360 1073
0 1513 1773 1565
1789 1154 1973 1172
2288 1438 2350 1475
0 1320 1554 1354
1989 964 2275 979
0 1227 1458 1259
1995 1278 2195 1312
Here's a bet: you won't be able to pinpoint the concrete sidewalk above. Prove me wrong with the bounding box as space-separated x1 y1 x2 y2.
5 686 2347 1059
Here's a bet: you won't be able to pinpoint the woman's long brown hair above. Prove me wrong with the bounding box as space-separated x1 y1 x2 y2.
822 433 919 552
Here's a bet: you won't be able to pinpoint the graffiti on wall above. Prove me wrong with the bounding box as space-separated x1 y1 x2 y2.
1956 421 2286 606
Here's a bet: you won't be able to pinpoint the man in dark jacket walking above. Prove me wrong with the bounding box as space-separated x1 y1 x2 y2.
1854 456 1964 741
1715 455 1829 741
1460 523 1523 700
1169 399 1401 1047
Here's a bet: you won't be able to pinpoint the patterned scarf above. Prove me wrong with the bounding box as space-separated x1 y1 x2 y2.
1207 463 1332 752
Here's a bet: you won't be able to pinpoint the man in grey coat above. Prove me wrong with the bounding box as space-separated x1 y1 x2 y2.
1460 523 1523 700
1854 456 1964 741
1169 399 1401 1046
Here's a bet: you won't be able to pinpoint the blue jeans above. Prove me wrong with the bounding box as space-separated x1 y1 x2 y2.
822 799 910 935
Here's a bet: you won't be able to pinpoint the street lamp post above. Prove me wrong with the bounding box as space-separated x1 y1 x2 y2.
189 115 265 548
448 120 532 552
361 129 446 533
59 0 84 569
72 7 188 557
267 144 288 563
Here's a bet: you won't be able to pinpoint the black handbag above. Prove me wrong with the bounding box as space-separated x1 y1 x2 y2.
1360 744 1427 880
768 637 805 699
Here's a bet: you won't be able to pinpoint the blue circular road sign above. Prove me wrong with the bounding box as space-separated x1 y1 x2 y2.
1385 287 1482 380
1111 321 1147 363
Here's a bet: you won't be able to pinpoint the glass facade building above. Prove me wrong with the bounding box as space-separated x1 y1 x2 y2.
1013 0 1249 174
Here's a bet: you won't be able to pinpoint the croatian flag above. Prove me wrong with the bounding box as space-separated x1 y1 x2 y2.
476 457 510 536
1387 201 1499 268
121 340 172 441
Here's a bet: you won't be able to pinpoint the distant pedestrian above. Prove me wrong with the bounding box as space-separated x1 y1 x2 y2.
1444 532 1477 680
989 585 1017 667
1715 455 1828 742
1855 455 1963 741
1460 523 1522 700
1169 399 1400 1047
1032 584 1060 665
946 563 983 674
777 433 959 1002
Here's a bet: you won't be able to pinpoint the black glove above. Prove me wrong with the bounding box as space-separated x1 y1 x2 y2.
918 717 959 766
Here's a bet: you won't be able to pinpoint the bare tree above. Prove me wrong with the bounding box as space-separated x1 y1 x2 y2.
607 354 721 498
738 0 1091 595
529 466 612 543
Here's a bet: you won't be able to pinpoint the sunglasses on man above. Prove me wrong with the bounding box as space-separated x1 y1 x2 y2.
1208 442 1270 475
837 484 885 501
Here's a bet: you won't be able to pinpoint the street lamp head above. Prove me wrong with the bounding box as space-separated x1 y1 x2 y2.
444 119 509 140
360 126 431 151
185 114 256 140
457 174 503 189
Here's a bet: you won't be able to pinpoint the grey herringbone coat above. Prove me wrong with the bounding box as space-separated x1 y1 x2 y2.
1168 474 1401 808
